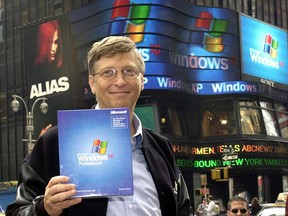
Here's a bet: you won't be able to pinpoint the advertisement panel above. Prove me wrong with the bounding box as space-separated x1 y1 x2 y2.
174 141 288 170
69 0 241 99
23 17 72 136
240 14 288 90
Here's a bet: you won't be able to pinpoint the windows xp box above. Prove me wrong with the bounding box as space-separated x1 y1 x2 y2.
57 108 133 198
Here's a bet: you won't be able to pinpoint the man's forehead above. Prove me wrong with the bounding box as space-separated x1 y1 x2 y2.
231 201 247 207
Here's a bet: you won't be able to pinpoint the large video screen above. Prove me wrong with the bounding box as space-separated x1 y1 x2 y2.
240 14 288 90
69 0 241 99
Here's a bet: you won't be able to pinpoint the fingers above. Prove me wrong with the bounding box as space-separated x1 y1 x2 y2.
44 176 82 216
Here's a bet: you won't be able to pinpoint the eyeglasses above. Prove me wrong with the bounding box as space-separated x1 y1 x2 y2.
93 67 141 80
230 208 248 214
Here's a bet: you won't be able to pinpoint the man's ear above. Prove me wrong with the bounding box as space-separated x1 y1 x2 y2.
140 75 144 91
88 75 96 94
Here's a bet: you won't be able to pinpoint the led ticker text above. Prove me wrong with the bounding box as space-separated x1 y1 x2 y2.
177 157 288 169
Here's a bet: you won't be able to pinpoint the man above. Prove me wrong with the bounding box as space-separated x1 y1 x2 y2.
285 196 288 216
6 36 190 216
196 198 208 216
227 196 250 216
207 195 217 216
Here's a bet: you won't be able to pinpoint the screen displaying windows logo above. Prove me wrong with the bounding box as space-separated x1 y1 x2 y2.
91 139 108 155
263 34 278 59
109 0 150 43
195 12 229 53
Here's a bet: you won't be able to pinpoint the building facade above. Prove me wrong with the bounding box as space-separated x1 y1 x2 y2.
1 0 288 210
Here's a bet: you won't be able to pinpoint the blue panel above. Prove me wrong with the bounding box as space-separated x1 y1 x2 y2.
70 0 240 84
240 14 288 90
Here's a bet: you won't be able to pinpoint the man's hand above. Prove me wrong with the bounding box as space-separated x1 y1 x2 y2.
44 176 82 216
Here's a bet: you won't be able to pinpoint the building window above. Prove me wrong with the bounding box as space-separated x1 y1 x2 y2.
159 106 182 136
260 101 279 137
0 93 6 121
158 101 184 137
275 103 288 138
201 99 236 137
135 105 156 132
167 107 183 136
0 0 3 43
239 100 265 135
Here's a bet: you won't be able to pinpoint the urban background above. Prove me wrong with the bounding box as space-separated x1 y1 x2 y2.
1 0 288 211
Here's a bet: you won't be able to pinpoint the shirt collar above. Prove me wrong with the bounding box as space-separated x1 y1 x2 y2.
132 113 143 149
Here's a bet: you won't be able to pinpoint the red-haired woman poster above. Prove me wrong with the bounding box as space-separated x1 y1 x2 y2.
23 18 72 138
34 20 63 70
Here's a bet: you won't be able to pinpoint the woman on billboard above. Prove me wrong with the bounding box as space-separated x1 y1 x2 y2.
34 20 63 70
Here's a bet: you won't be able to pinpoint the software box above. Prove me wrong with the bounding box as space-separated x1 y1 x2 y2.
57 108 133 198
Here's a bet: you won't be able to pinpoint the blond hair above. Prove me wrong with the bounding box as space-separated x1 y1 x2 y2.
87 36 145 75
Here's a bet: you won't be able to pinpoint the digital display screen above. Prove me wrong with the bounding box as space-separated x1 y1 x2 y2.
174 142 288 169
240 14 288 90
69 0 241 97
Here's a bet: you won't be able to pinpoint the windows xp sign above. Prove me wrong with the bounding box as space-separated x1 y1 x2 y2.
240 14 288 90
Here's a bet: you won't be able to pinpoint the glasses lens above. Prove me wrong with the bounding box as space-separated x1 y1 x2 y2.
98 67 140 80
123 67 139 79
100 69 116 79
231 208 247 214
240 209 247 214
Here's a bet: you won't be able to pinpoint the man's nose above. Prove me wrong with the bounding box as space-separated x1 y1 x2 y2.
114 71 127 83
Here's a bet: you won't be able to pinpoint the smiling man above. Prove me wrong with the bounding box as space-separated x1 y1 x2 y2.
6 36 190 216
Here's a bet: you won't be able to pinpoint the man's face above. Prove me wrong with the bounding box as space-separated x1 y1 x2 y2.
227 201 250 216
89 50 144 111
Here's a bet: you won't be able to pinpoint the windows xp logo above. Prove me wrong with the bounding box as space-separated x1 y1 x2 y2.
263 34 278 59
109 0 151 43
91 139 108 155
195 12 229 53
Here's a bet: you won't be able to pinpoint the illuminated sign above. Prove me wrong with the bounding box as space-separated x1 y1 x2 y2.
177 157 288 169
240 14 288 90
194 11 229 53
143 77 288 102
173 143 288 157
174 142 288 169
109 1 150 43
70 0 240 89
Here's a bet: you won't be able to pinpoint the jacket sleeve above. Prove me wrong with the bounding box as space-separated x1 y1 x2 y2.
142 128 191 216
6 127 59 216
177 172 191 216
6 161 50 216
207 201 214 214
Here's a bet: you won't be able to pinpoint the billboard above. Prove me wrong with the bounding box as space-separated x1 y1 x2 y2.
23 17 72 136
240 14 288 90
69 0 241 99
174 141 288 170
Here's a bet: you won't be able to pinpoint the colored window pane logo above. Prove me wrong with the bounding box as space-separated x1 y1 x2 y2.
263 34 278 59
108 0 150 43
195 12 229 53
91 139 108 155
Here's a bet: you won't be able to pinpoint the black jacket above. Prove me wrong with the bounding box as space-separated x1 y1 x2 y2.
6 126 190 216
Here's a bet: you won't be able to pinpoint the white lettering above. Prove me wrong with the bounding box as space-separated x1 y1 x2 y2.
211 82 257 93
169 49 229 70
260 78 275 87
29 76 70 99
250 48 280 69
138 48 150 61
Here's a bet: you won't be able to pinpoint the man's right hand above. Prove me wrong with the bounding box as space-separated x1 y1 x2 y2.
44 176 82 216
